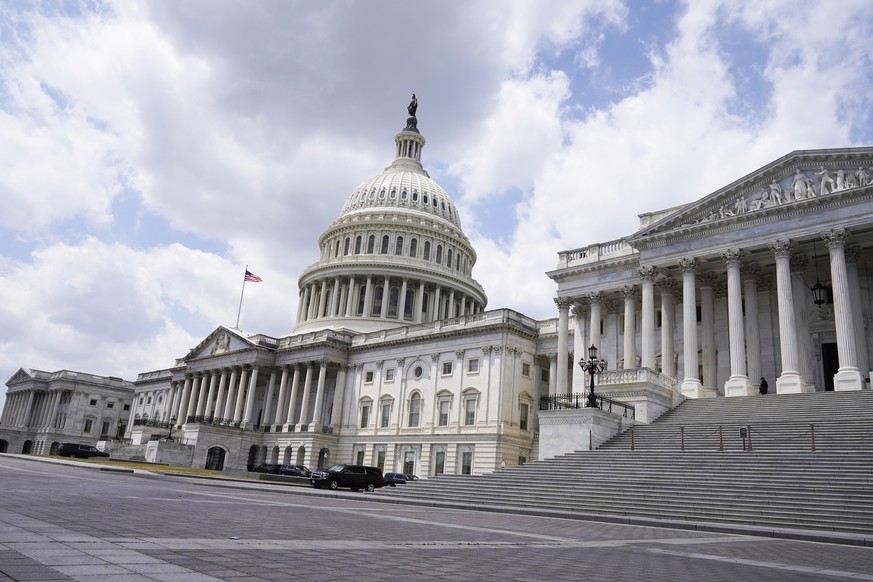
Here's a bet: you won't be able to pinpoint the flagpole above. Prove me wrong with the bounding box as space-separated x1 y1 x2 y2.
235 265 247 329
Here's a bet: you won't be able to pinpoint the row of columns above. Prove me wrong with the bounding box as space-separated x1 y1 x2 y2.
553 229 867 396
1 389 66 431
296 275 482 325
152 362 348 431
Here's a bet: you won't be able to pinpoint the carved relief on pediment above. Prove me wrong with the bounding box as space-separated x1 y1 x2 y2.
683 162 873 228
210 331 232 356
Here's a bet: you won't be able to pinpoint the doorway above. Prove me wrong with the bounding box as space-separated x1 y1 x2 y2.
821 342 839 391
205 447 226 471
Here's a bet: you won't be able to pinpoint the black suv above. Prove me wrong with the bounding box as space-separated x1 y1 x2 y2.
56 443 109 459
310 464 385 492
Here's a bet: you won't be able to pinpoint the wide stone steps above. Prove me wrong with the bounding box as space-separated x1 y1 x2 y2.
382 391 873 534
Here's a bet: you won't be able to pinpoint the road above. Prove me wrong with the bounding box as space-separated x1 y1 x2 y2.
0 455 871 581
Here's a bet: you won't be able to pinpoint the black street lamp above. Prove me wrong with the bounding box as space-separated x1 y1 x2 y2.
578 344 607 408
167 416 177 441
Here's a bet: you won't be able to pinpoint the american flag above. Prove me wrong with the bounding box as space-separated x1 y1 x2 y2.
244 270 263 283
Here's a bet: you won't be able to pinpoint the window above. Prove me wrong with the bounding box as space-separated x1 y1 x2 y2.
83 419 93 433
404 290 414 319
439 400 450 427
106 401 115 409
356 450 365 465
360 403 370 428
409 238 417 257
388 287 399 317
461 450 473 475
380 403 391 428
123 404 130 411
423 241 431 260
442 361 453 376
381 235 389 254
434 451 445 475
372 286 383 316
90 399 98 406
541 369 549 382
344 237 351 255
447 249 453 267
147 396 152 405
403 451 416 476
465 398 476 425
395 236 403 255
334 240 340 257
467 359 479 373
408 393 421 427
385 368 395 382
365 371 374 383
355 236 362 254
138 397 143 405
367 235 375 253
101 421 110 436
521 363 530 377
376 449 386 470
436 245 443 264
519 403 529 430
413 366 423 379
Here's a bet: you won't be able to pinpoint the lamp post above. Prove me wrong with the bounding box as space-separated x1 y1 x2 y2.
167 416 177 441
578 344 607 409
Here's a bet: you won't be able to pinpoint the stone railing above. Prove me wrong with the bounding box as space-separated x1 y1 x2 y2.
599 367 679 391
556 238 637 268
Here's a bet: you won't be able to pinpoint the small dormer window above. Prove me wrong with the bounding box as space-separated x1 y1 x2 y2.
423 194 429 205
369 189 376 200
401 189 408 200
433 197 438 208
379 188 386 199
412 191 419 202
390 188 396 199
441 201 446 212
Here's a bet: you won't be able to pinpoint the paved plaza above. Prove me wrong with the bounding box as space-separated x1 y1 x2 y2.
0 456 871 582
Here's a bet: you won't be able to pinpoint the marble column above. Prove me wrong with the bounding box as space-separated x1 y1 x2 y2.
203 370 219 417
262 368 278 428
622 285 637 370
232 367 249 422
285 366 301 428
697 272 717 390
572 303 587 394
658 279 676 378
680 258 710 397
242 366 259 428
587 292 602 354
548 353 557 397
297 286 310 323
555 298 570 395
186 374 202 419
846 246 870 377
415 282 425 323
380 276 390 318
46 391 61 431
823 228 865 390
345 276 357 316
330 364 349 427
330 277 341 317
222 368 238 420
311 361 328 427
639 266 656 369
790 254 816 389
741 264 763 388
722 249 754 396
213 369 229 420
398 278 408 320
298 364 314 426
176 376 192 425
433 286 442 320
769 240 806 393
274 366 290 426
363 275 373 318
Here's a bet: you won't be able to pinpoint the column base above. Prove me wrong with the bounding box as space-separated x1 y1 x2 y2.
681 379 717 398
724 376 755 397
776 373 815 394
834 368 865 391
282 423 296 432
296 423 311 432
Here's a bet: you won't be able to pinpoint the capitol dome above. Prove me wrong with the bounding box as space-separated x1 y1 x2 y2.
293 98 487 334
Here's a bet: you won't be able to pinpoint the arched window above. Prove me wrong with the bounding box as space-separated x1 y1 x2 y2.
388 287 399 317
455 254 460 270
412 190 418 202
367 235 375 253
355 236 362 254
344 237 351 255
404 290 414 320
423 241 431 261
357 286 366 315
334 240 340 257
436 245 443 264
408 393 421 427
395 236 403 255
372 286 384 316
409 238 417 257
381 235 389 254
447 249 453 268
423 194 429 206
390 188 396 199
433 196 438 208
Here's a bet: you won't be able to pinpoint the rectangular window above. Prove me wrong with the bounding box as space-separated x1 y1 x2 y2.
365 370 374 383
376 450 385 471
123 404 130 411
521 362 530 377
101 421 110 436
106 401 115 409
408 397 421 427
467 359 479 373
83 419 93 433
442 361 453 375
384 368 395 382
541 369 549 382
90 399 97 406
356 450 365 465
465 399 476 425
360 404 370 428
461 451 473 475
380 403 391 428
438 401 449 426
519 403 529 431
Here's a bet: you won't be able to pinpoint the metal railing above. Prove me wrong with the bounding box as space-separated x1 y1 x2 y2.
539 393 635 419
185 415 243 429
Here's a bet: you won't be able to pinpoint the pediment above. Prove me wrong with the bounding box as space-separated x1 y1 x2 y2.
183 326 253 362
6 368 35 386
629 147 873 244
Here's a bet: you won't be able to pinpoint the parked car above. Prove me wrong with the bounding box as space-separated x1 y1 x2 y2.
252 463 281 474
278 464 310 477
310 464 385 492
56 443 109 459
383 472 408 486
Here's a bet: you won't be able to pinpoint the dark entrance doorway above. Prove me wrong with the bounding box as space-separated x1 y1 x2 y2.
821 342 839 391
0 440 7 453
205 447 226 471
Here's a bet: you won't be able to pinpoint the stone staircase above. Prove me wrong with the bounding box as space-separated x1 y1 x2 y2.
380 390 873 535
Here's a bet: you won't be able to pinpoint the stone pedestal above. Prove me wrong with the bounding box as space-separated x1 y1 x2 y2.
537 407 631 461
724 376 755 397
681 379 717 398
834 369 865 391
776 373 814 394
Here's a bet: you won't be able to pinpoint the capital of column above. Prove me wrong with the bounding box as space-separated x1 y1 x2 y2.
547 352 557 362
571 302 587 318
679 257 697 274
789 253 809 272
605 300 620 315
769 239 792 258
638 265 657 280
822 227 848 249
740 263 760 280
455 349 466 360
621 284 637 299
721 248 742 267
375 360 384 369
656 278 676 294
554 297 571 310
430 353 440 362
845 245 863 263
586 291 603 304
697 271 717 287
395 358 406 367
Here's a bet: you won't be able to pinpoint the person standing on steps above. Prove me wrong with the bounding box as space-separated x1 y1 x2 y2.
759 377 769 395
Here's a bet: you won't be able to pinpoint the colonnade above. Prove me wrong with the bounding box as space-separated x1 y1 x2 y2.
553 229 868 396
296 275 483 325
155 362 348 431
1 388 67 431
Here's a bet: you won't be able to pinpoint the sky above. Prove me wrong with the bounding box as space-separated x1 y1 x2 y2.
2 0 873 410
